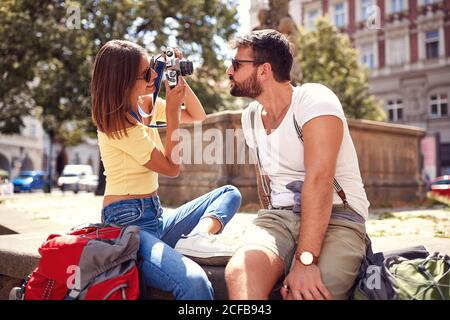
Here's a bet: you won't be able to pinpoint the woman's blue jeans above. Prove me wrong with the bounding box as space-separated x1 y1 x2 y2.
101 185 241 300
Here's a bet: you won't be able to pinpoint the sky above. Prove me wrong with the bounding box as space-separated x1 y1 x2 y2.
217 1 251 63
237 0 251 35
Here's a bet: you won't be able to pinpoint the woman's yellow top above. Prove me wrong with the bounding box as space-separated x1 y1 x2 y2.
97 98 166 195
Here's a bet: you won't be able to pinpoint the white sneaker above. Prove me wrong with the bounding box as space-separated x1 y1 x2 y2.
174 232 238 266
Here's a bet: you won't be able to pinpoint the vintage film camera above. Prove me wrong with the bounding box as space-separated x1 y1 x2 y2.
163 47 194 88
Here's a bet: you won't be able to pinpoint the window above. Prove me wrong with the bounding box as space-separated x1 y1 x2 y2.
425 30 439 59
386 100 404 121
360 44 375 69
423 0 439 5
334 3 346 27
361 0 373 20
307 9 319 29
429 94 448 118
390 0 404 12
389 37 407 65
440 143 450 171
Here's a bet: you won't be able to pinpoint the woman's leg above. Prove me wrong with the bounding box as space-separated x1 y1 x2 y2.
139 230 214 300
160 185 242 247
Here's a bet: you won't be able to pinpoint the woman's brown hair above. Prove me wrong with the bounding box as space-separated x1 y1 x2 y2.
91 40 146 138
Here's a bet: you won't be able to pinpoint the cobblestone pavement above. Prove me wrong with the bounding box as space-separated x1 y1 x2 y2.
0 191 449 239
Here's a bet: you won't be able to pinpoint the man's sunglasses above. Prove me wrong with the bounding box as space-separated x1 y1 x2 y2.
137 55 156 82
231 58 264 71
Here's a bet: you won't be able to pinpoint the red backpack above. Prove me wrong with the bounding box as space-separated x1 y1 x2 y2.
14 224 141 300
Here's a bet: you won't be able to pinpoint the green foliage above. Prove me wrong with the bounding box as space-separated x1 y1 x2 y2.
294 17 385 121
133 0 239 113
0 0 239 143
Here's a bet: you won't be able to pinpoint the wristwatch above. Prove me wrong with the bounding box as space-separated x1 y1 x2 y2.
295 251 319 266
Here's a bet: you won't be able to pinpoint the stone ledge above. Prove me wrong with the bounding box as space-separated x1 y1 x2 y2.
1 233 448 300
0 233 241 300
0 233 42 280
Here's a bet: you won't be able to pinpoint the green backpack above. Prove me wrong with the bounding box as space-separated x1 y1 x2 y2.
386 252 449 300
351 241 449 300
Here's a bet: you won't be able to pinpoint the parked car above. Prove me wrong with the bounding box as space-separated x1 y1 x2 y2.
12 170 46 193
57 165 98 193
430 175 450 198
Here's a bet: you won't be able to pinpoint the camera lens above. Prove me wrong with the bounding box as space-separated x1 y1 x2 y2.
179 60 193 76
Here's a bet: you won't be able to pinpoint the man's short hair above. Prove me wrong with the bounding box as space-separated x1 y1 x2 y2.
231 29 293 82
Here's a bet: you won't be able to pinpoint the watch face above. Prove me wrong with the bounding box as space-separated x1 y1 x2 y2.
300 251 314 265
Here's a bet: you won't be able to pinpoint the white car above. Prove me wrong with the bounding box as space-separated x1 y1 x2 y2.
0 171 13 196
57 165 98 193
0 180 14 196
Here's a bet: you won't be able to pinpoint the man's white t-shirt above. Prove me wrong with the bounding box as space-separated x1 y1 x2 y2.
241 83 370 219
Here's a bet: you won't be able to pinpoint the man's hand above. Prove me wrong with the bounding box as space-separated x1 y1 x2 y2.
280 263 332 300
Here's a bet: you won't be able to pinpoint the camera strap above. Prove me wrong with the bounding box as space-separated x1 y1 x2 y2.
249 106 273 209
129 56 167 128
128 110 167 129
152 58 165 105
249 104 350 210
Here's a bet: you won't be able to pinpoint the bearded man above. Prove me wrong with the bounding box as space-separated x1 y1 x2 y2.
224 30 370 300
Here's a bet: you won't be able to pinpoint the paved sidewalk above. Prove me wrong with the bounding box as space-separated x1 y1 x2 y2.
0 192 449 254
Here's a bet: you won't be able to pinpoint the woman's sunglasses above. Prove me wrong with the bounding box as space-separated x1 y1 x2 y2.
137 56 156 82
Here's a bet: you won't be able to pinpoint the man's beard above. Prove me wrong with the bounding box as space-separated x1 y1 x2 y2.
229 69 263 98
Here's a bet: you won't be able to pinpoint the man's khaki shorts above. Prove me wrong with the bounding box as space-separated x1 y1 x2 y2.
235 207 368 299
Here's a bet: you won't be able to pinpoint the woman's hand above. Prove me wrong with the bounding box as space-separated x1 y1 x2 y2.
172 47 184 59
165 75 186 112
166 47 206 123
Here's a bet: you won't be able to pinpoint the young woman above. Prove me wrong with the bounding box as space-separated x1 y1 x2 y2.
91 40 241 300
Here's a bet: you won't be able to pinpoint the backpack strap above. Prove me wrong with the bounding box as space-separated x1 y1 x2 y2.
249 105 273 209
292 114 350 209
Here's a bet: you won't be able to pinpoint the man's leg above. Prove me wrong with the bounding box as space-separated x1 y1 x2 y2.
225 209 298 299
225 245 284 299
315 218 367 299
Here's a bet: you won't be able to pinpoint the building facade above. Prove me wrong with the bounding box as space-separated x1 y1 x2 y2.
0 116 100 182
0 116 45 179
249 0 450 177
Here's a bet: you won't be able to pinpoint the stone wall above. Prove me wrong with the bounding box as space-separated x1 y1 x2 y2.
347 119 425 207
158 110 425 209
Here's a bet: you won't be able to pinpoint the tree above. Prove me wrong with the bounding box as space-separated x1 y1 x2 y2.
294 18 385 120
133 0 238 113
1 0 239 193
1 0 239 135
